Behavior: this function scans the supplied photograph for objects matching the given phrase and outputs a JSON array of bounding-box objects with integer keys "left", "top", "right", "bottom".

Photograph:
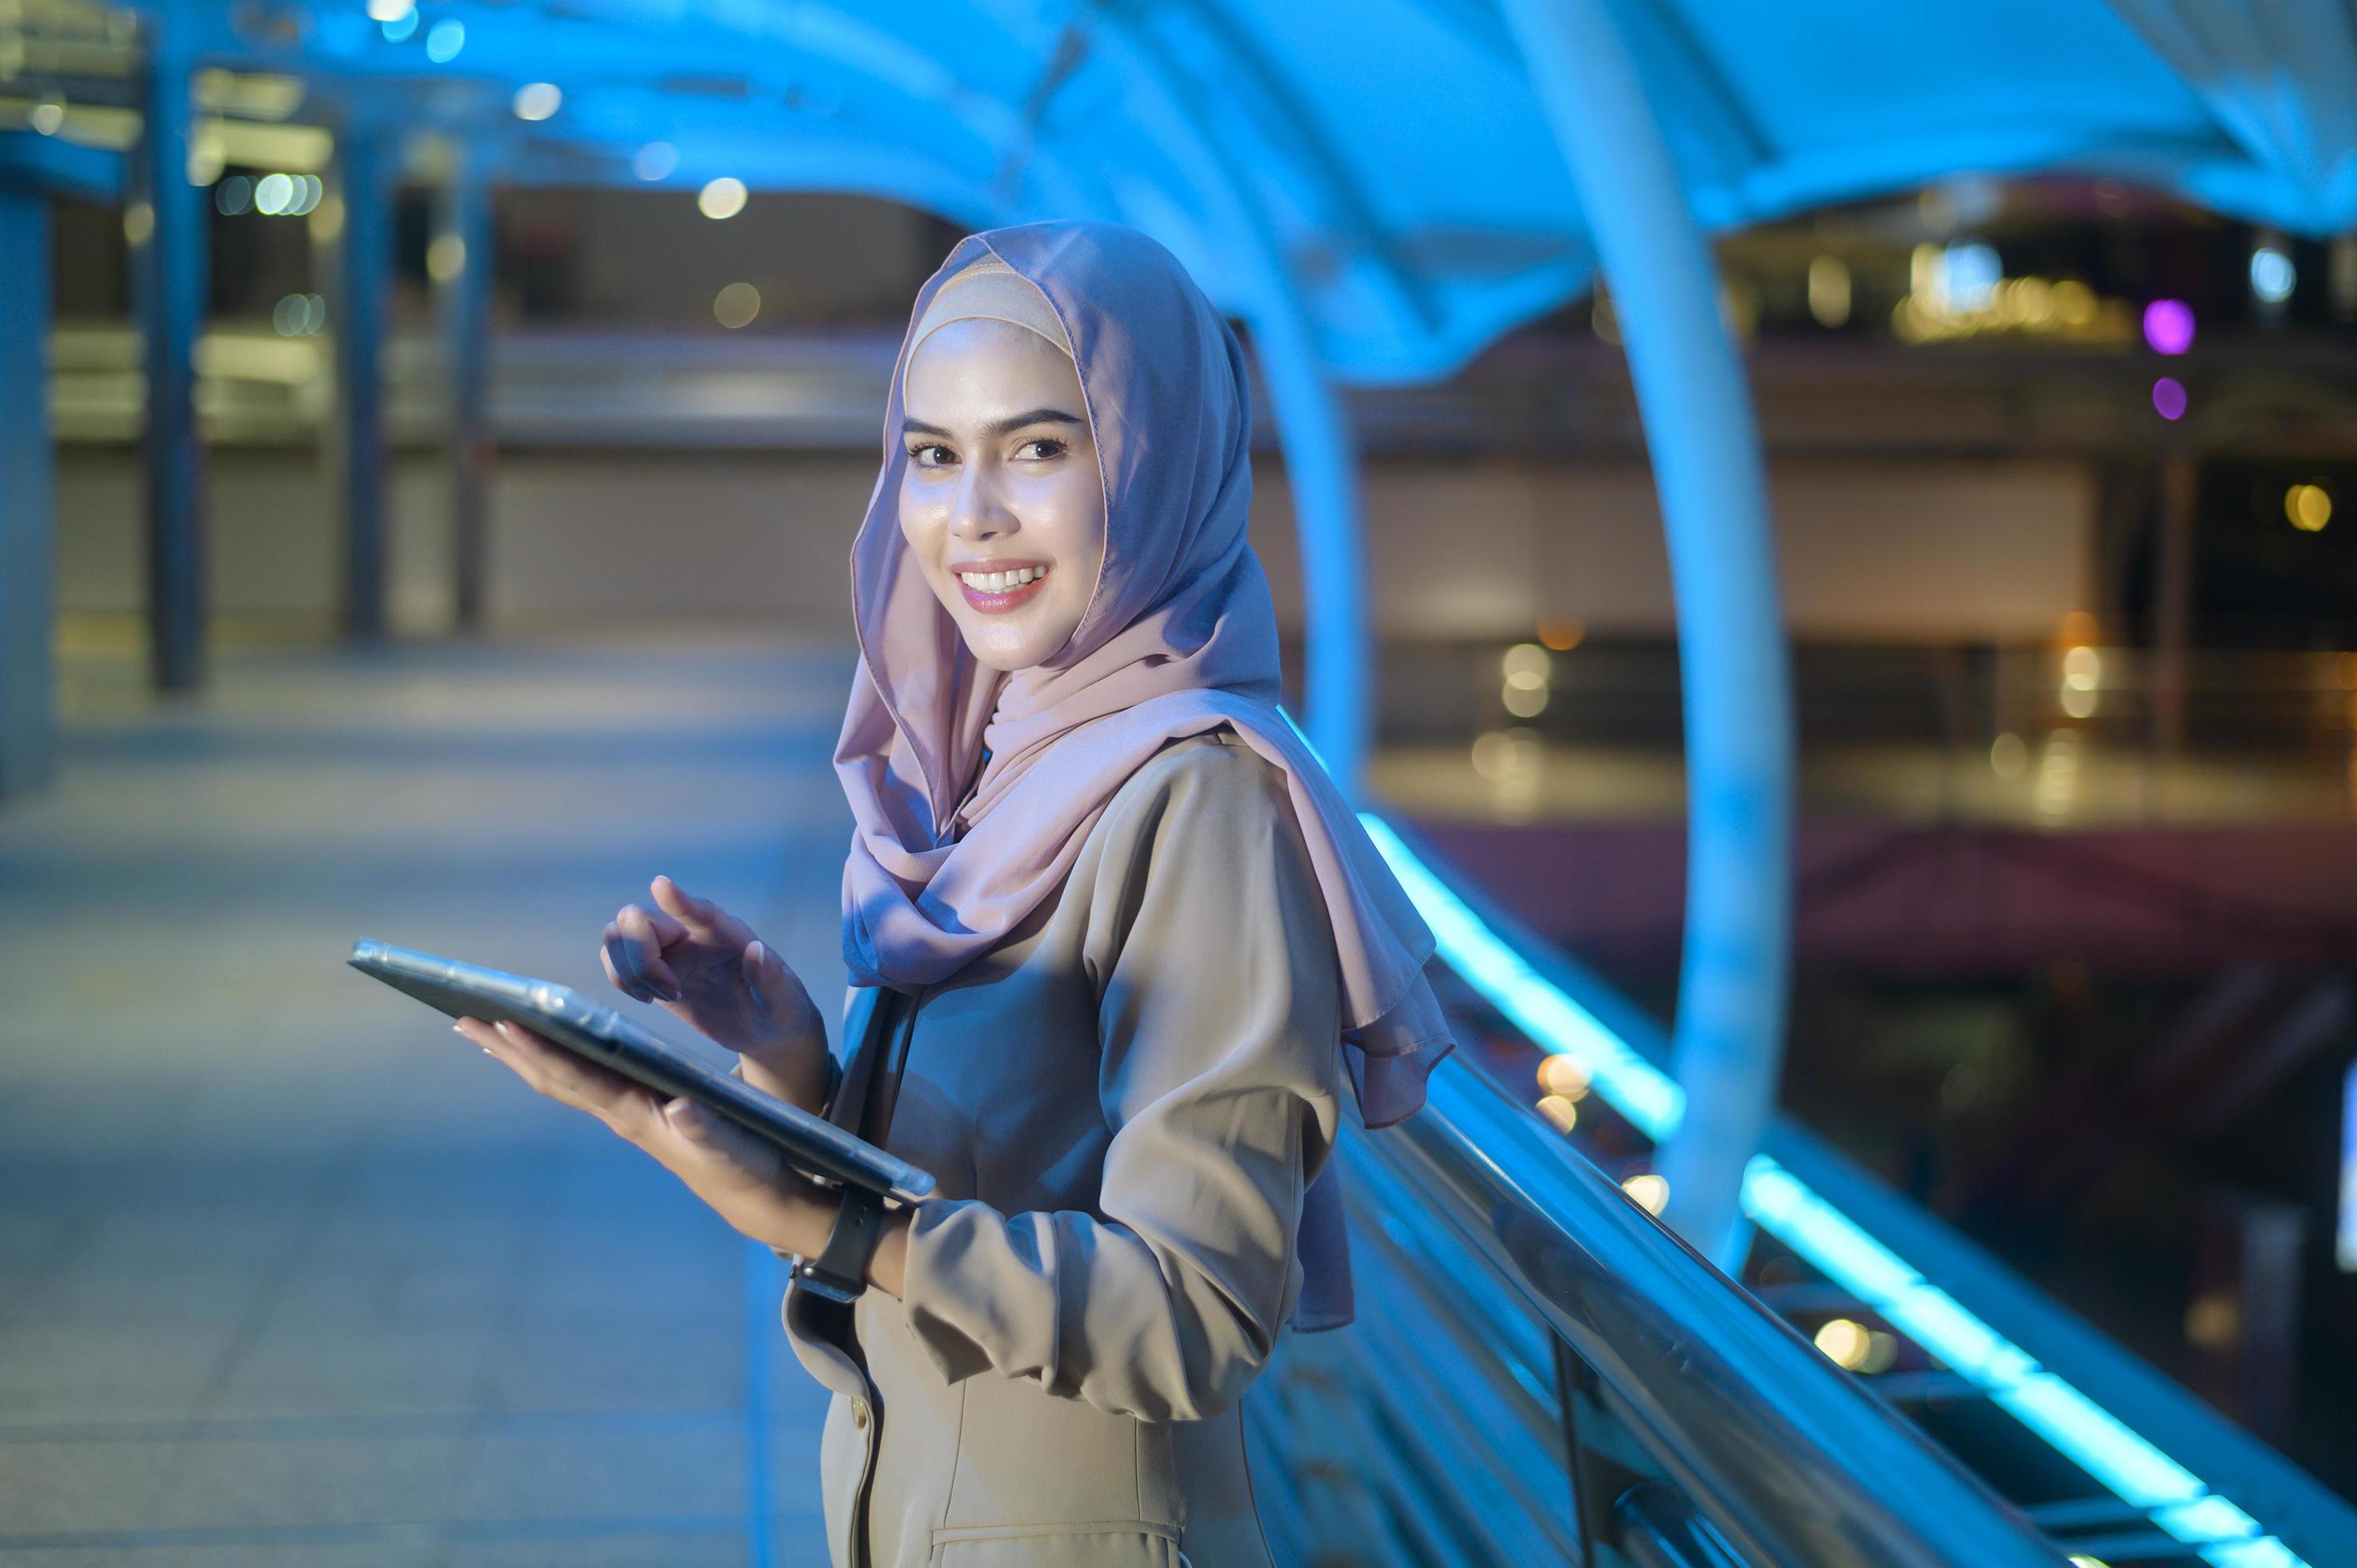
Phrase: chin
[
  {"left": 965, "top": 637, "right": 1056, "bottom": 674},
  {"left": 939, "top": 592, "right": 1082, "bottom": 674},
  {"left": 958, "top": 616, "right": 1074, "bottom": 672}
]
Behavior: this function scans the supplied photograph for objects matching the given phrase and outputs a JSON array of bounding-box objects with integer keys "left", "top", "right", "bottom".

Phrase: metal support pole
[
  {"left": 0, "top": 186, "right": 57, "bottom": 798},
  {"left": 434, "top": 146, "right": 494, "bottom": 631},
  {"left": 1256, "top": 310, "right": 1370, "bottom": 797},
  {"left": 318, "top": 123, "right": 394, "bottom": 640},
  {"left": 131, "top": 24, "right": 207, "bottom": 691},
  {"left": 1499, "top": 0, "right": 1795, "bottom": 1269}
]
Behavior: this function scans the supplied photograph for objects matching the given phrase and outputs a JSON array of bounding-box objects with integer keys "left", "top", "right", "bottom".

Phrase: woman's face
[{"left": 898, "top": 318, "right": 1105, "bottom": 673}]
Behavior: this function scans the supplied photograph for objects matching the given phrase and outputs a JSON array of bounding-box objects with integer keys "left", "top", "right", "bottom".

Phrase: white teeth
[{"left": 959, "top": 566, "right": 1042, "bottom": 591}]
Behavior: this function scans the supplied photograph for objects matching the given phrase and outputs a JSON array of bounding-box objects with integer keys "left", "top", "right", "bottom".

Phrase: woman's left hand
[{"left": 458, "top": 1015, "right": 837, "bottom": 1257}]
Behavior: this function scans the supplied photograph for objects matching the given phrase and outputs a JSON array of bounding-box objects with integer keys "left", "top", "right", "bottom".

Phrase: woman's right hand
[{"left": 601, "top": 876, "right": 832, "bottom": 1114}]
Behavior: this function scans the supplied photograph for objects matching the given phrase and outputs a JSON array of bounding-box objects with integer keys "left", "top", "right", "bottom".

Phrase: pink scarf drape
[{"left": 834, "top": 221, "right": 1453, "bottom": 1327}]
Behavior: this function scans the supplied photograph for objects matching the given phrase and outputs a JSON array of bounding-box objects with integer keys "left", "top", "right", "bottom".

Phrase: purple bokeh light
[
  {"left": 2152, "top": 376, "right": 2188, "bottom": 420},
  {"left": 2143, "top": 298, "right": 2195, "bottom": 355}
]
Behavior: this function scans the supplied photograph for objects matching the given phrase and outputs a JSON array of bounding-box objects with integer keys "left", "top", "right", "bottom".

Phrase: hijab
[{"left": 835, "top": 220, "right": 1454, "bottom": 1328}]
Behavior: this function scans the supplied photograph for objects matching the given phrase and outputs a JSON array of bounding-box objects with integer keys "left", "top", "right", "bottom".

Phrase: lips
[{"left": 955, "top": 563, "right": 1049, "bottom": 614}]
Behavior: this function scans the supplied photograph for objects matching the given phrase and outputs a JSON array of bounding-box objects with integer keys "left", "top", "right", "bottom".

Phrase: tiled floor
[{"left": 1, "top": 636, "right": 862, "bottom": 1566}]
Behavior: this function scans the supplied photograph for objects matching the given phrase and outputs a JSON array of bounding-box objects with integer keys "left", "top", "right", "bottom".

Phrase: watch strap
[{"left": 791, "top": 1184, "right": 886, "bottom": 1304}]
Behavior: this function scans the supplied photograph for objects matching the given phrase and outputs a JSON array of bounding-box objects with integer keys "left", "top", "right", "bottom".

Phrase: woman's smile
[{"left": 952, "top": 558, "right": 1052, "bottom": 612}]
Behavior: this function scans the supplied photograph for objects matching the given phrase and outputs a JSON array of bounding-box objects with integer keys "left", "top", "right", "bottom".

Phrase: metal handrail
[{"left": 1375, "top": 1055, "right": 2063, "bottom": 1568}]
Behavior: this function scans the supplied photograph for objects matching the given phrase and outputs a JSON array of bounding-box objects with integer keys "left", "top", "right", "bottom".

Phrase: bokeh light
[
  {"left": 713, "top": 282, "right": 762, "bottom": 329},
  {"left": 2151, "top": 376, "right": 2187, "bottom": 421},
  {"left": 424, "top": 18, "right": 465, "bottom": 62},
  {"left": 2251, "top": 246, "right": 2296, "bottom": 305},
  {"left": 426, "top": 234, "right": 466, "bottom": 284},
  {"left": 698, "top": 177, "right": 748, "bottom": 220},
  {"left": 1807, "top": 254, "right": 1852, "bottom": 327},
  {"left": 1535, "top": 1094, "right": 1579, "bottom": 1133},
  {"left": 2287, "top": 483, "right": 2333, "bottom": 533},
  {"left": 1815, "top": 1318, "right": 1872, "bottom": 1369},
  {"left": 2142, "top": 298, "right": 2194, "bottom": 355},
  {"left": 1622, "top": 1174, "right": 1669, "bottom": 1214},
  {"left": 1501, "top": 643, "right": 1551, "bottom": 690},
  {"left": 270, "top": 294, "right": 324, "bottom": 337},
  {"left": 633, "top": 142, "right": 678, "bottom": 182},
  {"left": 1536, "top": 1054, "right": 1591, "bottom": 1102},
  {"left": 512, "top": 83, "right": 562, "bottom": 122}
]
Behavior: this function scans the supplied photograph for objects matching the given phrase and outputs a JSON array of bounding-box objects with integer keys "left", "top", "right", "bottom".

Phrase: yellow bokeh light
[
  {"left": 1622, "top": 1174, "right": 1669, "bottom": 1214},
  {"left": 1536, "top": 1054, "right": 1591, "bottom": 1101},
  {"left": 1815, "top": 1318, "right": 1872, "bottom": 1370},
  {"left": 1502, "top": 682, "right": 1548, "bottom": 719},
  {"left": 1535, "top": 1094, "right": 1579, "bottom": 1134},
  {"left": 2184, "top": 1292, "right": 2240, "bottom": 1350},
  {"left": 713, "top": 282, "right": 762, "bottom": 330},
  {"left": 1807, "top": 254, "right": 1852, "bottom": 327},
  {"left": 426, "top": 234, "right": 465, "bottom": 283},
  {"left": 698, "top": 177, "right": 748, "bottom": 220},
  {"left": 1537, "top": 618, "right": 1584, "bottom": 652},
  {"left": 2287, "top": 483, "right": 2333, "bottom": 533},
  {"left": 1501, "top": 643, "right": 1551, "bottom": 684},
  {"left": 2062, "top": 645, "right": 2101, "bottom": 690}
]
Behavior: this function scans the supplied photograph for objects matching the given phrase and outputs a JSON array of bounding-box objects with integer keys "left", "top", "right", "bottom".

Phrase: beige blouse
[{"left": 783, "top": 728, "right": 1345, "bottom": 1566}]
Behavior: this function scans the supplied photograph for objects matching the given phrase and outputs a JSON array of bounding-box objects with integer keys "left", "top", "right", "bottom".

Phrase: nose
[{"left": 947, "top": 462, "right": 1014, "bottom": 542}]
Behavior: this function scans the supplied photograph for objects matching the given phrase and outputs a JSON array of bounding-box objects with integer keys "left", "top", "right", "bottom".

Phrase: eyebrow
[{"left": 902, "top": 408, "right": 1085, "bottom": 441}]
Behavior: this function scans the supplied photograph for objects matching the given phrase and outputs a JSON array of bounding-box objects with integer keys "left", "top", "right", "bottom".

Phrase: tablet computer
[{"left": 349, "top": 939, "right": 933, "bottom": 1205}]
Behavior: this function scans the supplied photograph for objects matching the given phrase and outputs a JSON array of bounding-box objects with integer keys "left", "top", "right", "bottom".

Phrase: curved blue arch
[{"left": 1499, "top": 0, "right": 1794, "bottom": 1270}]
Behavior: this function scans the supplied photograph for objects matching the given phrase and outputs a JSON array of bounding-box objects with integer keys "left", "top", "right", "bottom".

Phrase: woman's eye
[
  {"left": 907, "top": 443, "right": 956, "bottom": 468},
  {"left": 1015, "top": 438, "right": 1067, "bottom": 462}
]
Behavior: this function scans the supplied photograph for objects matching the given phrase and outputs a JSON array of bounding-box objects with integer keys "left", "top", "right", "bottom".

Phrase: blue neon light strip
[
  {"left": 2339, "top": 1061, "right": 2356, "bottom": 1274},
  {"left": 1359, "top": 812, "right": 2311, "bottom": 1568}
]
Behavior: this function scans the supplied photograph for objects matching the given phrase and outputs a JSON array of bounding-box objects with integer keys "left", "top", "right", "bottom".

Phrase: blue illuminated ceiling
[{"left": 83, "top": 0, "right": 2357, "bottom": 382}]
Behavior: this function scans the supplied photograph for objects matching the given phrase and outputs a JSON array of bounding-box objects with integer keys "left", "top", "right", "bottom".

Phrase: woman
[{"left": 458, "top": 220, "right": 1454, "bottom": 1566}]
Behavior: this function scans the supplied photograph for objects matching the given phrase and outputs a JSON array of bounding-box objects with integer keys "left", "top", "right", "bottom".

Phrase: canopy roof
[{"left": 42, "top": 0, "right": 2357, "bottom": 379}]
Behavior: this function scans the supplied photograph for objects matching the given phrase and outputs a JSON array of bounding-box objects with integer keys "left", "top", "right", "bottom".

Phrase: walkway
[{"left": 0, "top": 637, "right": 857, "bottom": 1566}]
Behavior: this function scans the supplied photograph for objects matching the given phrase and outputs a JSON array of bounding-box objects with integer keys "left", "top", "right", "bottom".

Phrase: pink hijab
[{"left": 835, "top": 220, "right": 1453, "bottom": 1327}]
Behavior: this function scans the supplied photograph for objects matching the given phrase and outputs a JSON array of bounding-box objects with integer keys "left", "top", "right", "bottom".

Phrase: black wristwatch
[
  {"left": 739, "top": 1054, "right": 880, "bottom": 1300},
  {"left": 791, "top": 1185, "right": 887, "bottom": 1303}
]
